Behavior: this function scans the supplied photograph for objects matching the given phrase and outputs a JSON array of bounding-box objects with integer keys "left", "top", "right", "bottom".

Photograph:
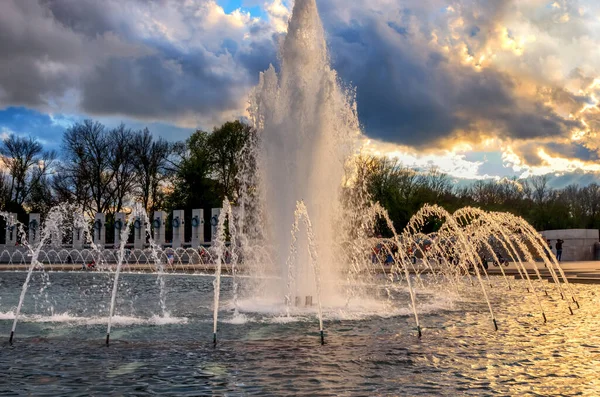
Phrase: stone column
[
  {"left": 93, "top": 213, "right": 106, "bottom": 248},
  {"left": 211, "top": 208, "right": 221, "bottom": 242},
  {"left": 191, "top": 209, "right": 204, "bottom": 247},
  {"left": 72, "top": 214, "right": 85, "bottom": 249},
  {"left": 172, "top": 210, "right": 185, "bottom": 248},
  {"left": 152, "top": 211, "right": 166, "bottom": 247},
  {"left": 28, "top": 213, "right": 40, "bottom": 246},
  {"left": 133, "top": 215, "right": 146, "bottom": 249},
  {"left": 114, "top": 212, "right": 126, "bottom": 248},
  {"left": 6, "top": 213, "right": 17, "bottom": 246}
]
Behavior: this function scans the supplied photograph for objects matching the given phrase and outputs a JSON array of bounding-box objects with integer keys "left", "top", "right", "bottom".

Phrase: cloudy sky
[{"left": 1, "top": 0, "right": 600, "bottom": 186}]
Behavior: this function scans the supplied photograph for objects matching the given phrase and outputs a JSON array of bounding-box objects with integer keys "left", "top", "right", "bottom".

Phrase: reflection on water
[{"left": 1, "top": 272, "right": 599, "bottom": 396}]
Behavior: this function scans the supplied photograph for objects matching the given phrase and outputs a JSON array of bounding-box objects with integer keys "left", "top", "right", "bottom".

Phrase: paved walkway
[{"left": 488, "top": 261, "right": 600, "bottom": 284}]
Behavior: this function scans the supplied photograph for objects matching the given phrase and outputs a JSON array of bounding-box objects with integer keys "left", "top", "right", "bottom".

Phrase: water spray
[{"left": 106, "top": 208, "right": 136, "bottom": 347}]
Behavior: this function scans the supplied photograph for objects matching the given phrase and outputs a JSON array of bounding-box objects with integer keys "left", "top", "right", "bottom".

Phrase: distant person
[
  {"left": 555, "top": 239, "right": 564, "bottom": 262},
  {"left": 372, "top": 235, "right": 383, "bottom": 264}
]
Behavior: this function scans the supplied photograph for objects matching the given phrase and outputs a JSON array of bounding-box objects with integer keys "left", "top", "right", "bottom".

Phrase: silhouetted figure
[{"left": 555, "top": 239, "right": 564, "bottom": 262}]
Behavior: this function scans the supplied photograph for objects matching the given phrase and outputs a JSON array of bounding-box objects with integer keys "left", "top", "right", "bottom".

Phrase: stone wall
[{"left": 541, "top": 229, "right": 599, "bottom": 261}]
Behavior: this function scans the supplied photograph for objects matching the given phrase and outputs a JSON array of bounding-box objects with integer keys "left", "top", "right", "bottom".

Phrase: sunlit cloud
[{"left": 1, "top": 0, "right": 600, "bottom": 183}]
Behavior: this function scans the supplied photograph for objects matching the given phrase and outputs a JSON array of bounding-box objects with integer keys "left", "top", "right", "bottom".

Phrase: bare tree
[
  {"left": 130, "top": 128, "right": 172, "bottom": 213},
  {"left": 0, "top": 134, "right": 56, "bottom": 207},
  {"left": 108, "top": 124, "right": 136, "bottom": 213},
  {"left": 526, "top": 175, "right": 551, "bottom": 205},
  {"left": 57, "top": 120, "right": 134, "bottom": 217},
  {"left": 420, "top": 166, "right": 452, "bottom": 199}
]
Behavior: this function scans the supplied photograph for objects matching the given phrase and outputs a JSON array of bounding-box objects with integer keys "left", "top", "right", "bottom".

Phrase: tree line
[
  {"left": 348, "top": 156, "right": 600, "bottom": 234},
  {"left": 0, "top": 122, "right": 597, "bottom": 235},
  {"left": 0, "top": 120, "right": 254, "bottom": 240}
]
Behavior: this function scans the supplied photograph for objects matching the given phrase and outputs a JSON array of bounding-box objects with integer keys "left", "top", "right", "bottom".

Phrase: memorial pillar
[
  {"left": 6, "top": 213, "right": 17, "bottom": 246},
  {"left": 114, "top": 212, "right": 126, "bottom": 248},
  {"left": 172, "top": 210, "right": 185, "bottom": 248},
  {"left": 72, "top": 214, "right": 85, "bottom": 249},
  {"left": 93, "top": 213, "right": 105, "bottom": 248},
  {"left": 152, "top": 211, "right": 166, "bottom": 247},
  {"left": 133, "top": 215, "right": 146, "bottom": 249},
  {"left": 191, "top": 209, "right": 204, "bottom": 247},
  {"left": 211, "top": 208, "right": 221, "bottom": 242},
  {"left": 28, "top": 213, "right": 40, "bottom": 246}
]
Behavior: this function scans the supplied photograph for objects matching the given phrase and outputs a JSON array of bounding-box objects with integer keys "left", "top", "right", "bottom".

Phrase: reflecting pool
[{"left": 1, "top": 272, "right": 599, "bottom": 396}]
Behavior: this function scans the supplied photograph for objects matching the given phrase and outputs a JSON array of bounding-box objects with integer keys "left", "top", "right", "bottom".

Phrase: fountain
[
  {"left": 1, "top": 0, "right": 581, "bottom": 349},
  {"left": 222, "top": 0, "right": 581, "bottom": 343},
  {"left": 1, "top": 1, "right": 597, "bottom": 393},
  {"left": 245, "top": 0, "right": 359, "bottom": 311}
]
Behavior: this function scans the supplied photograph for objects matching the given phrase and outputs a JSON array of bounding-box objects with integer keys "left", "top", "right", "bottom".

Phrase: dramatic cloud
[
  {"left": 0, "top": 0, "right": 281, "bottom": 126},
  {"left": 2, "top": 0, "right": 600, "bottom": 177},
  {"left": 318, "top": 0, "right": 600, "bottom": 151}
]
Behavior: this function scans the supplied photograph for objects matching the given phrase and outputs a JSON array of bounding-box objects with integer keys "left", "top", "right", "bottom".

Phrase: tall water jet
[
  {"left": 212, "top": 198, "right": 234, "bottom": 346},
  {"left": 9, "top": 206, "right": 68, "bottom": 344},
  {"left": 248, "top": 0, "right": 359, "bottom": 302},
  {"left": 106, "top": 207, "right": 138, "bottom": 346}
]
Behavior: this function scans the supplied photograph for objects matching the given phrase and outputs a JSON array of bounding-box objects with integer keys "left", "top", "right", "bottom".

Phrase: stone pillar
[
  {"left": 93, "top": 213, "right": 106, "bottom": 248},
  {"left": 191, "top": 209, "right": 204, "bottom": 247},
  {"left": 28, "top": 213, "right": 40, "bottom": 246},
  {"left": 172, "top": 210, "right": 185, "bottom": 248},
  {"left": 133, "top": 215, "right": 146, "bottom": 249},
  {"left": 72, "top": 215, "right": 85, "bottom": 249},
  {"left": 114, "top": 212, "right": 126, "bottom": 248},
  {"left": 211, "top": 208, "right": 221, "bottom": 242},
  {"left": 6, "top": 213, "right": 17, "bottom": 246},
  {"left": 152, "top": 211, "right": 166, "bottom": 247}
]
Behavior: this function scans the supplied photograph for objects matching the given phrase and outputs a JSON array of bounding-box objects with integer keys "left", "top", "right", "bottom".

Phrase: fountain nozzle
[
  {"left": 320, "top": 330, "right": 324, "bottom": 345},
  {"left": 542, "top": 312, "right": 547, "bottom": 323},
  {"left": 106, "top": 334, "right": 110, "bottom": 347},
  {"left": 493, "top": 319, "right": 498, "bottom": 331},
  {"left": 417, "top": 325, "right": 422, "bottom": 339},
  {"left": 213, "top": 333, "right": 217, "bottom": 347},
  {"left": 9, "top": 331, "right": 14, "bottom": 345}
]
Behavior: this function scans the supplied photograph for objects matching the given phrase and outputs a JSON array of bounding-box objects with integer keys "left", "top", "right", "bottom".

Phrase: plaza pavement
[{"left": 487, "top": 261, "right": 600, "bottom": 284}]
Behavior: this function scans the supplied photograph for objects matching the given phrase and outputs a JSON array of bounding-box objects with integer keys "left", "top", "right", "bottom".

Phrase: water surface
[{"left": 1, "top": 272, "right": 599, "bottom": 396}]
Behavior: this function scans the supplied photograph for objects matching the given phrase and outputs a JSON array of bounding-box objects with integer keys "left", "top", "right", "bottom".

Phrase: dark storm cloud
[
  {"left": 0, "top": 0, "right": 594, "bottom": 154},
  {"left": 81, "top": 52, "right": 245, "bottom": 118},
  {"left": 0, "top": 0, "right": 81, "bottom": 107},
  {"left": 321, "top": 6, "right": 582, "bottom": 148},
  {"left": 0, "top": 0, "right": 278, "bottom": 122}
]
